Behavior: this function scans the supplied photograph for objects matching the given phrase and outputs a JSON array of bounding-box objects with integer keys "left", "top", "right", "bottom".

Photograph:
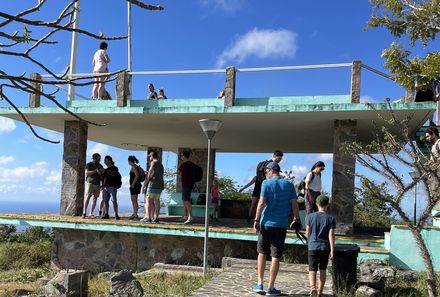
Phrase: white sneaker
[
  {"left": 140, "top": 217, "right": 151, "bottom": 223},
  {"left": 183, "top": 217, "right": 193, "bottom": 225}
]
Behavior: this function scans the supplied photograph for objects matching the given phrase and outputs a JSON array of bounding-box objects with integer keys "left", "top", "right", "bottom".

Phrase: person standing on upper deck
[
  {"left": 158, "top": 88, "right": 167, "bottom": 99},
  {"left": 92, "top": 42, "right": 110, "bottom": 99},
  {"left": 147, "top": 83, "right": 158, "bottom": 99}
]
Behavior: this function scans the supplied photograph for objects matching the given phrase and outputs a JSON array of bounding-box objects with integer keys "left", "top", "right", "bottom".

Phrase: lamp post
[
  {"left": 198, "top": 119, "right": 222, "bottom": 276},
  {"left": 409, "top": 171, "right": 419, "bottom": 225}
]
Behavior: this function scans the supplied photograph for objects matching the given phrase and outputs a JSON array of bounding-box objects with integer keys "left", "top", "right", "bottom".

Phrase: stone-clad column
[
  {"left": 60, "top": 121, "right": 88, "bottom": 216},
  {"left": 176, "top": 148, "right": 215, "bottom": 193},
  {"left": 329, "top": 120, "right": 357, "bottom": 234},
  {"left": 224, "top": 66, "right": 236, "bottom": 107},
  {"left": 350, "top": 60, "right": 361, "bottom": 103},
  {"left": 29, "top": 73, "right": 42, "bottom": 107},
  {"left": 116, "top": 71, "right": 131, "bottom": 107}
]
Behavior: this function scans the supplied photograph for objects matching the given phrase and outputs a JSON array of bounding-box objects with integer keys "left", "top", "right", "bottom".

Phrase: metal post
[
  {"left": 127, "top": 1, "right": 132, "bottom": 72},
  {"left": 414, "top": 183, "right": 417, "bottom": 225},
  {"left": 68, "top": 0, "right": 80, "bottom": 101},
  {"left": 203, "top": 139, "right": 211, "bottom": 276}
]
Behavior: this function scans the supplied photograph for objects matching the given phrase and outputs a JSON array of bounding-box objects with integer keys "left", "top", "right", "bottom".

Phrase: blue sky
[{"left": 0, "top": 1, "right": 433, "bottom": 213}]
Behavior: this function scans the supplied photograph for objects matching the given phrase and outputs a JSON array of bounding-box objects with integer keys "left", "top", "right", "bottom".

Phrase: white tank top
[{"left": 93, "top": 49, "right": 108, "bottom": 72}]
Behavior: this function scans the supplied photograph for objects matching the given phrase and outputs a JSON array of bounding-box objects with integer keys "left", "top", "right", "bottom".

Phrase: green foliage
[
  {"left": 354, "top": 178, "right": 398, "bottom": 227},
  {"left": 164, "top": 166, "right": 177, "bottom": 194},
  {"left": 0, "top": 225, "right": 16, "bottom": 242},
  {"left": 10, "top": 227, "right": 52, "bottom": 244},
  {"left": 216, "top": 174, "right": 250, "bottom": 201},
  {"left": 368, "top": 0, "right": 440, "bottom": 89},
  {"left": 0, "top": 267, "right": 48, "bottom": 283},
  {"left": 0, "top": 240, "right": 51, "bottom": 270}
]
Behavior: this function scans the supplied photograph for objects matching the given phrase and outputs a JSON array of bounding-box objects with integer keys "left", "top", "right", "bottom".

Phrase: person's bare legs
[
  {"left": 89, "top": 196, "right": 97, "bottom": 216},
  {"left": 267, "top": 257, "right": 280, "bottom": 289},
  {"left": 309, "top": 271, "right": 317, "bottom": 291},
  {"left": 96, "top": 76, "right": 104, "bottom": 99},
  {"left": 249, "top": 196, "right": 258, "bottom": 218},
  {"left": 184, "top": 201, "right": 192, "bottom": 219},
  {"left": 131, "top": 194, "right": 139, "bottom": 216},
  {"left": 92, "top": 76, "right": 101, "bottom": 98},
  {"left": 317, "top": 270, "right": 326, "bottom": 295},
  {"left": 257, "top": 253, "right": 266, "bottom": 285},
  {"left": 154, "top": 197, "right": 160, "bottom": 219},
  {"left": 83, "top": 193, "right": 92, "bottom": 216},
  {"left": 112, "top": 197, "right": 119, "bottom": 217}
]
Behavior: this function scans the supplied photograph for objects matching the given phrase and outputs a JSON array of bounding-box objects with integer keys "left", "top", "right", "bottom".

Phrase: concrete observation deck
[{"left": 0, "top": 96, "right": 435, "bottom": 153}]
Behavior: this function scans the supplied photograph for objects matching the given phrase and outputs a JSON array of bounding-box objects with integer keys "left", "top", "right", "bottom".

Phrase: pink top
[{"left": 211, "top": 187, "right": 219, "bottom": 200}]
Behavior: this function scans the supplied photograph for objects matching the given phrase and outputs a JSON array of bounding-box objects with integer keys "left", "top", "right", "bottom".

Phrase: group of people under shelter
[{"left": 91, "top": 42, "right": 167, "bottom": 100}]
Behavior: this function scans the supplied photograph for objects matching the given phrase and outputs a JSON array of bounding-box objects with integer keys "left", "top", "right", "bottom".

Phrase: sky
[{"left": 0, "top": 0, "right": 435, "bottom": 214}]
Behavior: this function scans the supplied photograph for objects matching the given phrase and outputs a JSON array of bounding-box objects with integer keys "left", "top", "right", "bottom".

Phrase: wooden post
[
  {"left": 224, "top": 66, "right": 236, "bottom": 107},
  {"left": 29, "top": 73, "right": 42, "bottom": 107},
  {"left": 350, "top": 61, "right": 361, "bottom": 103}
]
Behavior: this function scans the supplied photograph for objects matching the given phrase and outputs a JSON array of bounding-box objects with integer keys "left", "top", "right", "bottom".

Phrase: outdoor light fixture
[{"left": 198, "top": 119, "right": 222, "bottom": 276}]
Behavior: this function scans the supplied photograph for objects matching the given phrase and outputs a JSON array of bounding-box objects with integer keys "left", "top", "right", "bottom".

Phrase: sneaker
[
  {"left": 101, "top": 214, "right": 109, "bottom": 219},
  {"left": 115, "top": 214, "right": 120, "bottom": 220},
  {"left": 140, "top": 217, "right": 151, "bottom": 223},
  {"left": 433, "top": 212, "right": 440, "bottom": 218},
  {"left": 183, "top": 217, "right": 193, "bottom": 225},
  {"left": 266, "top": 287, "right": 281, "bottom": 296},
  {"left": 179, "top": 216, "right": 188, "bottom": 222},
  {"left": 153, "top": 218, "right": 160, "bottom": 223},
  {"left": 252, "top": 284, "right": 264, "bottom": 293},
  {"left": 310, "top": 288, "right": 318, "bottom": 297}
]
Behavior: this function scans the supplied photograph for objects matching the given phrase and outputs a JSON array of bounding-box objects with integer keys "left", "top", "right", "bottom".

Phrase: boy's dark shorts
[
  {"left": 308, "top": 250, "right": 330, "bottom": 271},
  {"left": 252, "top": 180, "right": 262, "bottom": 198},
  {"left": 181, "top": 187, "right": 193, "bottom": 202},
  {"left": 257, "top": 226, "right": 287, "bottom": 258}
]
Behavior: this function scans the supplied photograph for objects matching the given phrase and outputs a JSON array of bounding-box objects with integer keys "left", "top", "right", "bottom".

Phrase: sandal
[
  {"left": 81, "top": 213, "right": 86, "bottom": 219},
  {"left": 129, "top": 214, "right": 136, "bottom": 220},
  {"left": 89, "top": 214, "right": 95, "bottom": 219}
]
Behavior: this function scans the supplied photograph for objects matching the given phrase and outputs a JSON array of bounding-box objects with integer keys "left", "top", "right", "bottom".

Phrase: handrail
[{"left": 361, "top": 63, "right": 394, "bottom": 81}]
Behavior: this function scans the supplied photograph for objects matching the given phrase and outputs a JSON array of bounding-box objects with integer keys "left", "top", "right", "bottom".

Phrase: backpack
[
  {"left": 115, "top": 171, "right": 122, "bottom": 189},
  {"left": 137, "top": 165, "right": 146, "bottom": 183},
  {"left": 256, "top": 160, "right": 271, "bottom": 182},
  {"left": 192, "top": 164, "right": 203, "bottom": 183},
  {"left": 297, "top": 172, "right": 315, "bottom": 192}
]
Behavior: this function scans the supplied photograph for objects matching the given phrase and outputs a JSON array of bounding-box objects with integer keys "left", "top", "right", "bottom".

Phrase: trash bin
[{"left": 332, "top": 244, "right": 360, "bottom": 291}]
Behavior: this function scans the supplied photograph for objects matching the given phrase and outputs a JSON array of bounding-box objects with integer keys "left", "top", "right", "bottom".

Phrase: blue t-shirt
[
  {"left": 307, "top": 212, "right": 336, "bottom": 251},
  {"left": 260, "top": 177, "right": 297, "bottom": 228}
]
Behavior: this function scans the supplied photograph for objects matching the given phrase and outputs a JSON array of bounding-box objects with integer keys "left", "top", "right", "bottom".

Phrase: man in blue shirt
[{"left": 252, "top": 162, "right": 300, "bottom": 296}]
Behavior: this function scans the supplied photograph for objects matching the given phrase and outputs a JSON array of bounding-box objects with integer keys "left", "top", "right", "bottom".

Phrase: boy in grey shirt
[{"left": 306, "top": 195, "right": 335, "bottom": 297}]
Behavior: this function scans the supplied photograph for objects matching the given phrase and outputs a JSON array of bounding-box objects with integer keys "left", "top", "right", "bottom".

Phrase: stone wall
[{"left": 51, "top": 229, "right": 307, "bottom": 272}]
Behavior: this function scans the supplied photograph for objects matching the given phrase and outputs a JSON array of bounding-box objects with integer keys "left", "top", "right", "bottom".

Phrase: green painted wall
[{"left": 390, "top": 225, "right": 440, "bottom": 271}]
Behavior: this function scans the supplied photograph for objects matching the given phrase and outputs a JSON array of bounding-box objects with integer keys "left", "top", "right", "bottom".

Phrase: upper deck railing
[{"left": 30, "top": 61, "right": 397, "bottom": 108}]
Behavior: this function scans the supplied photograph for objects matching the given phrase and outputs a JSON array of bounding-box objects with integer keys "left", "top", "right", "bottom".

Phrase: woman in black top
[{"left": 128, "top": 155, "right": 142, "bottom": 220}]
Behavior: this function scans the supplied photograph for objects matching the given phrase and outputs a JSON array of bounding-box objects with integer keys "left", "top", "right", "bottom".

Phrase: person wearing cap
[
  {"left": 306, "top": 194, "right": 336, "bottom": 297},
  {"left": 305, "top": 161, "right": 325, "bottom": 216},
  {"left": 252, "top": 161, "right": 300, "bottom": 296},
  {"left": 239, "top": 150, "right": 284, "bottom": 223},
  {"left": 158, "top": 88, "right": 167, "bottom": 99},
  {"left": 147, "top": 83, "right": 158, "bottom": 100}
]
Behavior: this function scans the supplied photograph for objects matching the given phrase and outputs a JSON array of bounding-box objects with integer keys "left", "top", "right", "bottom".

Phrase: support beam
[
  {"left": 350, "top": 61, "right": 361, "bottom": 103},
  {"left": 60, "top": 121, "right": 88, "bottom": 216},
  {"left": 29, "top": 73, "right": 42, "bottom": 107},
  {"left": 330, "top": 119, "right": 357, "bottom": 234},
  {"left": 176, "top": 148, "right": 215, "bottom": 193},
  {"left": 224, "top": 66, "right": 236, "bottom": 107},
  {"left": 116, "top": 71, "right": 131, "bottom": 107}
]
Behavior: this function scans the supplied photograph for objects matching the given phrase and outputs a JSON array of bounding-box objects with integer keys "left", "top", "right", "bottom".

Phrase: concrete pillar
[
  {"left": 29, "top": 73, "right": 42, "bottom": 107},
  {"left": 60, "top": 121, "right": 88, "bottom": 216},
  {"left": 350, "top": 61, "right": 361, "bottom": 103},
  {"left": 44, "top": 270, "right": 88, "bottom": 297},
  {"left": 329, "top": 120, "right": 357, "bottom": 234},
  {"left": 116, "top": 71, "right": 131, "bottom": 107},
  {"left": 405, "top": 87, "right": 415, "bottom": 103},
  {"left": 224, "top": 66, "right": 236, "bottom": 107},
  {"left": 176, "top": 148, "right": 215, "bottom": 193},
  {"left": 146, "top": 147, "right": 163, "bottom": 170}
]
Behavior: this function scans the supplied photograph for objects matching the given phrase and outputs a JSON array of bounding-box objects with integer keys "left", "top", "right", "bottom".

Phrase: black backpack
[
  {"left": 137, "top": 165, "right": 146, "bottom": 183},
  {"left": 115, "top": 171, "right": 122, "bottom": 189},
  {"left": 297, "top": 172, "right": 315, "bottom": 192},
  {"left": 256, "top": 160, "right": 271, "bottom": 182},
  {"left": 192, "top": 164, "right": 203, "bottom": 183}
]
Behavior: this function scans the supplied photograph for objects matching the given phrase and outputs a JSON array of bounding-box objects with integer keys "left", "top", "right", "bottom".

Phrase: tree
[
  {"left": 354, "top": 178, "right": 398, "bottom": 227},
  {"left": 0, "top": 0, "right": 163, "bottom": 143},
  {"left": 343, "top": 102, "right": 440, "bottom": 297},
  {"left": 216, "top": 174, "right": 250, "bottom": 200},
  {"left": 369, "top": 0, "right": 440, "bottom": 90}
]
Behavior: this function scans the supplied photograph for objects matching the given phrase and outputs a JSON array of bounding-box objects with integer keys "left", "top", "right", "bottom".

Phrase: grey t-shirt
[
  {"left": 307, "top": 212, "right": 336, "bottom": 251},
  {"left": 86, "top": 161, "right": 103, "bottom": 185},
  {"left": 149, "top": 160, "right": 164, "bottom": 190}
]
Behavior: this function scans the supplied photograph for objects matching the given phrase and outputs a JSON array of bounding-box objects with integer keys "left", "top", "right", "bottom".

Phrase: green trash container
[{"left": 332, "top": 244, "right": 360, "bottom": 291}]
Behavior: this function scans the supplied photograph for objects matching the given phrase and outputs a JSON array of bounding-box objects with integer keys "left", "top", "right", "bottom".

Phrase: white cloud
[
  {"left": 306, "top": 154, "right": 333, "bottom": 163},
  {"left": 289, "top": 165, "right": 308, "bottom": 178},
  {"left": 87, "top": 142, "right": 110, "bottom": 158},
  {"left": 45, "top": 170, "right": 61, "bottom": 185},
  {"left": 216, "top": 28, "right": 298, "bottom": 67},
  {"left": 200, "top": 0, "right": 245, "bottom": 13},
  {"left": 0, "top": 117, "right": 16, "bottom": 134},
  {"left": 0, "top": 161, "right": 48, "bottom": 183},
  {"left": 0, "top": 156, "right": 14, "bottom": 165}
]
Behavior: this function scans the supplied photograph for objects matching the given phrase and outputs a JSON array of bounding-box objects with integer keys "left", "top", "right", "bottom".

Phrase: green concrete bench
[{"left": 166, "top": 192, "right": 220, "bottom": 218}]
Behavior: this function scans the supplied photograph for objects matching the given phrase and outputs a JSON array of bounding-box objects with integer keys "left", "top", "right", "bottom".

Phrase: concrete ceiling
[{"left": 1, "top": 107, "right": 434, "bottom": 153}]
